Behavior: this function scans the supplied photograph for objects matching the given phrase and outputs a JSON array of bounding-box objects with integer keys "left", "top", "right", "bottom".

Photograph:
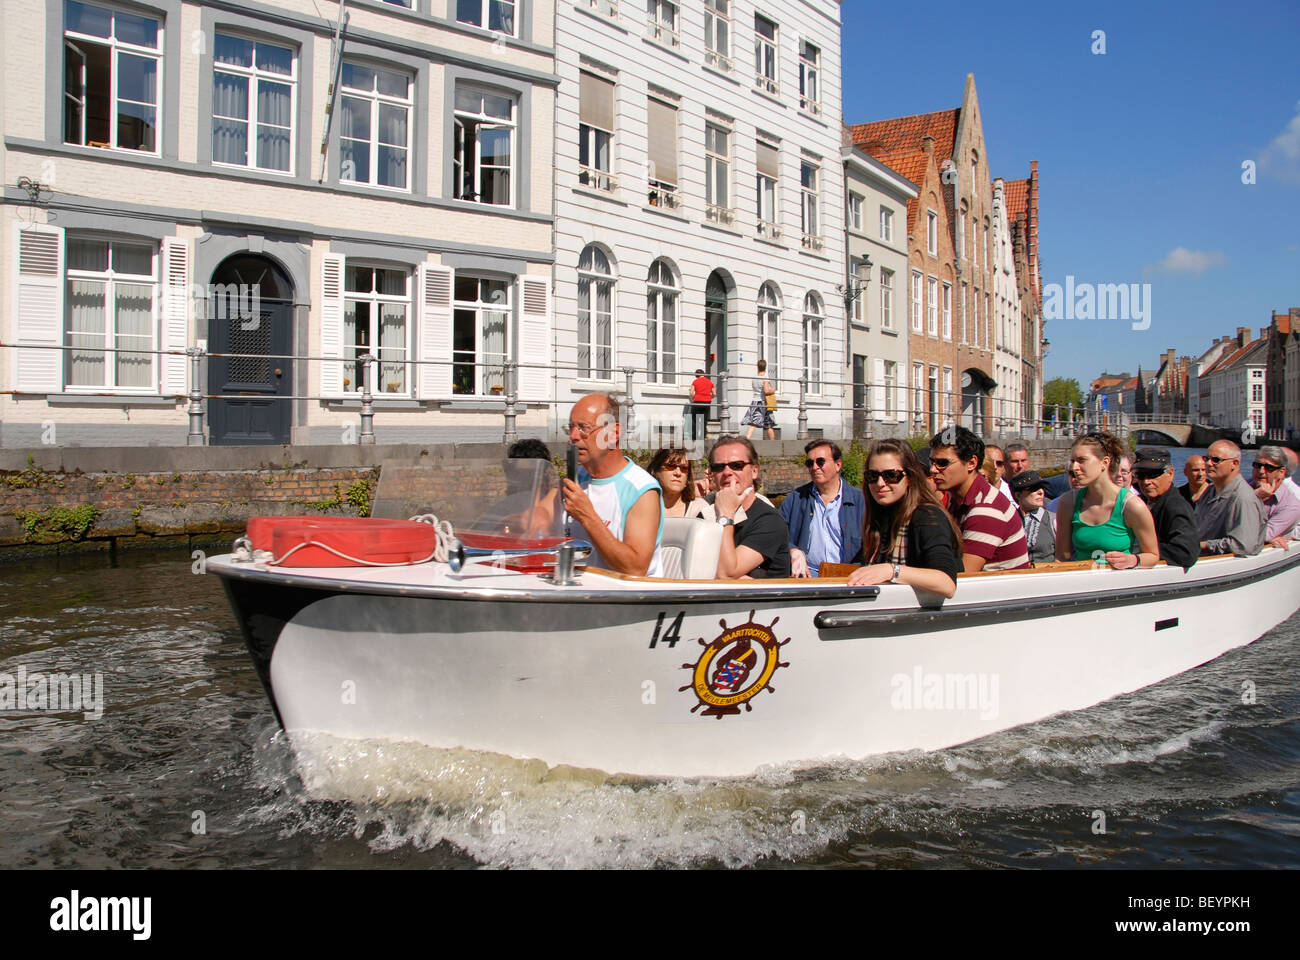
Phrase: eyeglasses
[
  {"left": 929, "top": 456, "right": 956, "bottom": 469},
  {"left": 660, "top": 463, "right": 689, "bottom": 474},
  {"left": 865, "top": 469, "right": 906, "bottom": 484},
  {"left": 565, "top": 421, "right": 598, "bottom": 438},
  {"left": 709, "top": 460, "right": 752, "bottom": 473},
  {"left": 1253, "top": 461, "right": 1283, "bottom": 471},
  {"left": 994, "top": 460, "right": 1004, "bottom": 467},
  {"left": 1206, "top": 456, "right": 1239, "bottom": 464},
  {"left": 804, "top": 456, "right": 832, "bottom": 468}
]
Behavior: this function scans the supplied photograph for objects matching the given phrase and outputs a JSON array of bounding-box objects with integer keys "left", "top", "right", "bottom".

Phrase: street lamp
[{"left": 838, "top": 254, "right": 873, "bottom": 311}]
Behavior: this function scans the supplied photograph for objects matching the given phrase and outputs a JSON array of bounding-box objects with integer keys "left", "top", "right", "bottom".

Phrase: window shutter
[
  {"left": 517, "top": 274, "right": 552, "bottom": 401},
  {"left": 159, "top": 236, "right": 190, "bottom": 396},
  {"left": 418, "top": 264, "right": 454, "bottom": 399},
  {"left": 12, "top": 223, "right": 65, "bottom": 394},
  {"left": 319, "top": 253, "right": 345, "bottom": 396},
  {"left": 756, "top": 140, "right": 779, "bottom": 179},
  {"left": 579, "top": 71, "right": 615, "bottom": 131},
  {"left": 647, "top": 98, "right": 677, "bottom": 185},
  {"left": 872, "top": 358, "right": 884, "bottom": 416}
]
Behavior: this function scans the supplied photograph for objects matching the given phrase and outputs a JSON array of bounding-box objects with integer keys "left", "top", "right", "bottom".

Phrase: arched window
[
  {"left": 757, "top": 282, "right": 781, "bottom": 389},
  {"left": 802, "top": 292, "right": 823, "bottom": 393},
  {"left": 646, "top": 259, "right": 677, "bottom": 383},
  {"left": 577, "top": 245, "right": 613, "bottom": 379}
]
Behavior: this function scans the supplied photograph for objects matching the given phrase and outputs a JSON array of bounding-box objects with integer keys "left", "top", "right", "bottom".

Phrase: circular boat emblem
[{"left": 679, "top": 611, "right": 789, "bottom": 718}]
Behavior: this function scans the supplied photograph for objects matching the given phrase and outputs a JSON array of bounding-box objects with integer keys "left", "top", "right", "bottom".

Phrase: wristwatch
[
  {"left": 890, "top": 561, "right": 901, "bottom": 583},
  {"left": 717, "top": 516, "right": 735, "bottom": 527}
]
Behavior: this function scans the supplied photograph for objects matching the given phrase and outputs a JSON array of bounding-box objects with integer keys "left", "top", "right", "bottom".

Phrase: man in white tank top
[{"left": 561, "top": 393, "right": 665, "bottom": 576}]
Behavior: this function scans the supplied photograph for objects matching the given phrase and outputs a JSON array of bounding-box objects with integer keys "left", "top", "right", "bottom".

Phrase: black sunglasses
[
  {"left": 805, "top": 456, "right": 832, "bottom": 468},
  {"left": 929, "top": 456, "right": 956, "bottom": 469},
  {"left": 1134, "top": 469, "right": 1165, "bottom": 481},
  {"left": 1254, "top": 461, "right": 1283, "bottom": 471},
  {"left": 1206, "top": 456, "right": 1238, "bottom": 464},
  {"left": 865, "top": 469, "right": 906, "bottom": 484},
  {"left": 709, "top": 460, "right": 752, "bottom": 473}
]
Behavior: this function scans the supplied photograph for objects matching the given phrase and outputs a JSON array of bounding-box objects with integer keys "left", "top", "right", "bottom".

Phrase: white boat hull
[{"left": 211, "top": 546, "right": 1300, "bottom": 779}]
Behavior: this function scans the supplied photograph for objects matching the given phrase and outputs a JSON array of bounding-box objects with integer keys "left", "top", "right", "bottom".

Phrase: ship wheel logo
[{"left": 680, "top": 611, "right": 790, "bottom": 718}]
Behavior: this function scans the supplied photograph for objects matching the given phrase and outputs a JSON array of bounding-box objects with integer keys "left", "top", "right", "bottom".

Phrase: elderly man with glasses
[
  {"left": 708, "top": 435, "right": 791, "bottom": 579},
  {"left": 561, "top": 393, "right": 665, "bottom": 576},
  {"left": 1195, "top": 440, "right": 1266, "bottom": 556},
  {"left": 1247, "top": 444, "right": 1300, "bottom": 550},
  {"left": 780, "top": 440, "right": 865, "bottom": 578}
]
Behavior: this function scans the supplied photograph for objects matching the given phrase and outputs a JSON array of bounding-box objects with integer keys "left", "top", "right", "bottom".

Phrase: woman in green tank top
[{"left": 1053, "top": 432, "right": 1159, "bottom": 569}]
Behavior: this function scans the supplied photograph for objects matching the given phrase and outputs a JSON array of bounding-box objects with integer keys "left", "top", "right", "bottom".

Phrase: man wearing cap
[
  {"left": 1196, "top": 440, "right": 1266, "bottom": 556},
  {"left": 1133, "top": 447, "right": 1199, "bottom": 570},
  {"left": 1247, "top": 444, "right": 1300, "bottom": 550},
  {"left": 1009, "top": 470, "right": 1056, "bottom": 564}
]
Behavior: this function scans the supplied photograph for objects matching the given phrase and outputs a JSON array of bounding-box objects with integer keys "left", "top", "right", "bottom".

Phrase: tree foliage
[{"left": 1042, "top": 377, "right": 1084, "bottom": 419}]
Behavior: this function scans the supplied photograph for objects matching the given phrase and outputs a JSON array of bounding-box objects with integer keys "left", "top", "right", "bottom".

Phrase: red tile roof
[
  {"left": 1003, "top": 178, "right": 1030, "bottom": 226},
  {"left": 1273, "top": 311, "right": 1292, "bottom": 335},
  {"left": 849, "top": 109, "right": 961, "bottom": 166}
]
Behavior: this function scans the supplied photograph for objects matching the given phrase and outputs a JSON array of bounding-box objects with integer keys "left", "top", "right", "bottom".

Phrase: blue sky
[{"left": 842, "top": 0, "right": 1300, "bottom": 390}]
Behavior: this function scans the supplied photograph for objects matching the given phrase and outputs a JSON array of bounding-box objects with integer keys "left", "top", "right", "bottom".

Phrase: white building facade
[
  {"left": 552, "top": 0, "right": 845, "bottom": 443},
  {"left": 3, "top": 0, "right": 557, "bottom": 446},
  {"left": 990, "top": 177, "right": 1022, "bottom": 431},
  {"left": 843, "top": 145, "right": 913, "bottom": 438}
]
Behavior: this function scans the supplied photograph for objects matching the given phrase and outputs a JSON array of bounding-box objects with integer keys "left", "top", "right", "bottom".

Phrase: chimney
[
  {"left": 922, "top": 135, "right": 935, "bottom": 155},
  {"left": 1237, "top": 326, "right": 1250, "bottom": 346}
]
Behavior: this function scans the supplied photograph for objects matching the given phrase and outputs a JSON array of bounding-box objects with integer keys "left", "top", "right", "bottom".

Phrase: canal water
[{"left": 3, "top": 536, "right": 1298, "bottom": 870}]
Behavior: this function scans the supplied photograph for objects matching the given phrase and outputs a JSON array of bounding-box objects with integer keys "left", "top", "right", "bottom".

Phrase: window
[
  {"left": 339, "top": 62, "right": 410, "bottom": 189},
  {"left": 65, "top": 237, "right": 157, "bottom": 389},
  {"left": 879, "top": 268, "right": 893, "bottom": 329},
  {"left": 64, "top": 0, "right": 160, "bottom": 152},
  {"left": 578, "top": 72, "right": 614, "bottom": 192},
  {"left": 927, "top": 276, "right": 938, "bottom": 336},
  {"left": 705, "top": 123, "right": 731, "bottom": 221},
  {"left": 926, "top": 209, "right": 937, "bottom": 255},
  {"left": 800, "top": 161, "right": 820, "bottom": 248},
  {"left": 753, "top": 14, "right": 777, "bottom": 95},
  {"left": 455, "top": 0, "right": 517, "bottom": 34},
  {"left": 344, "top": 265, "right": 410, "bottom": 395},
  {"left": 454, "top": 85, "right": 515, "bottom": 205},
  {"left": 647, "top": 0, "right": 679, "bottom": 46},
  {"left": 985, "top": 293, "right": 990, "bottom": 348},
  {"left": 798, "top": 39, "right": 819, "bottom": 114},
  {"left": 928, "top": 365, "right": 938, "bottom": 430},
  {"left": 957, "top": 210, "right": 965, "bottom": 259},
  {"left": 879, "top": 206, "right": 893, "bottom": 242},
  {"left": 883, "top": 361, "right": 896, "bottom": 417},
  {"left": 848, "top": 193, "right": 863, "bottom": 231},
  {"left": 943, "top": 367, "right": 953, "bottom": 416},
  {"left": 961, "top": 281, "right": 968, "bottom": 342},
  {"left": 758, "top": 283, "right": 780, "bottom": 387},
  {"left": 911, "top": 270, "right": 922, "bottom": 332},
  {"left": 756, "top": 139, "right": 779, "bottom": 236},
  {"left": 577, "top": 245, "right": 613, "bottom": 380},
  {"left": 585, "top": 0, "right": 619, "bottom": 16},
  {"left": 646, "top": 259, "right": 677, "bottom": 384},
  {"left": 212, "top": 35, "right": 295, "bottom": 173},
  {"left": 1252, "top": 383, "right": 1263, "bottom": 402},
  {"left": 647, "top": 96, "right": 678, "bottom": 207},
  {"left": 704, "top": 0, "right": 731, "bottom": 70},
  {"left": 942, "top": 282, "right": 952, "bottom": 339},
  {"left": 912, "top": 361, "right": 923, "bottom": 421},
  {"left": 452, "top": 275, "right": 510, "bottom": 395},
  {"left": 802, "top": 293, "right": 823, "bottom": 392}
]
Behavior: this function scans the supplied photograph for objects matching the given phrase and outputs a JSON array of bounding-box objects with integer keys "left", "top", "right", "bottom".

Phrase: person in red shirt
[
  {"left": 689, "top": 369, "right": 714, "bottom": 442},
  {"left": 929, "top": 426, "right": 1029, "bottom": 572}
]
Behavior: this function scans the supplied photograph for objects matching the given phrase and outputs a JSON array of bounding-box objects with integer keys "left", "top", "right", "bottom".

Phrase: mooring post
[
  {"left": 797, "top": 376, "right": 808, "bottom": 440},
  {"left": 186, "top": 346, "right": 206, "bottom": 445},
  {"left": 503, "top": 360, "right": 519, "bottom": 445},
  {"left": 358, "top": 353, "right": 375, "bottom": 445}
]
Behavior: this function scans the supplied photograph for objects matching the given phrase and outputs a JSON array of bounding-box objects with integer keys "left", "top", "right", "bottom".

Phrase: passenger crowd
[{"left": 547, "top": 392, "right": 1299, "bottom": 588}]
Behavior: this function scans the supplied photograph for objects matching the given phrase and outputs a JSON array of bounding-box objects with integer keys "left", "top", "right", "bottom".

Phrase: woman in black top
[{"left": 847, "top": 438, "right": 963, "bottom": 597}]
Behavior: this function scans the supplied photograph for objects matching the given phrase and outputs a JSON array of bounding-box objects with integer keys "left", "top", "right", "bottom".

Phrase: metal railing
[{"left": 2, "top": 339, "right": 1071, "bottom": 447}]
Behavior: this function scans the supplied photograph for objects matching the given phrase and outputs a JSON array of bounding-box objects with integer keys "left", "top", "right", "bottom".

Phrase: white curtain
[
  {"left": 377, "top": 103, "right": 407, "bottom": 187},
  {"left": 67, "top": 279, "right": 106, "bottom": 386},
  {"left": 255, "top": 79, "right": 291, "bottom": 170},
  {"left": 115, "top": 282, "right": 153, "bottom": 388},
  {"left": 379, "top": 304, "right": 406, "bottom": 393},
  {"left": 212, "top": 71, "right": 248, "bottom": 165},
  {"left": 482, "top": 309, "right": 506, "bottom": 393}
]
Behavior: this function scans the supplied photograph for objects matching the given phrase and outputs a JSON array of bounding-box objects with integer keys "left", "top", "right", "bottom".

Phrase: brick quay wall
[{"left": 0, "top": 438, "right": 1073, "bottom": 558}]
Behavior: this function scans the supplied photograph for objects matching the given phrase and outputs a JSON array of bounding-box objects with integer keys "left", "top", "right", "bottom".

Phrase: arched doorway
[
  {"left": 704, "top": 269, "right": 731, "bottom": 421},
  {"left": 961, "top": 367, "right": 995, "bottom": 436},
  {"left": 207, "top": 254, "right": 294, "bottom": 445}
]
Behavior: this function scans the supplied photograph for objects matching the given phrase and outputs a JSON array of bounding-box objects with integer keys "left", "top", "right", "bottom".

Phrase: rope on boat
[{"left": 229, "top": 515, "right": 458, "bottom": 567}]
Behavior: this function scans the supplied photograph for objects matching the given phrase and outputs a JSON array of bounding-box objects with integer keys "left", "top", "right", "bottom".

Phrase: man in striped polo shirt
[{"left": 929, "top": 426, "right": 1029, "bottom": 573}]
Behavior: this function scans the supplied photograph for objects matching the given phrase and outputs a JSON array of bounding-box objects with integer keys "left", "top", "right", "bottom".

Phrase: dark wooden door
[{"left": 208, "top": 299, "right": 292, "bottom": 445}]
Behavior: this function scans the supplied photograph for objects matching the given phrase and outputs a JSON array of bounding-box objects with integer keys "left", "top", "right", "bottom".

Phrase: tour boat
[{"left": 208, "top": 461, "right": 1300, "bottom": 780}]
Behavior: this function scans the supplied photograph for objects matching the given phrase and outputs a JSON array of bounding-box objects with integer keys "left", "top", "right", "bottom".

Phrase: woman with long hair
[
  {"left": 1054, "top": 432, "right": 1158, "bottom": 568},
  {"left": 647, "top": 447, "right": 712, "bottom": 519},
  {"left": 741, "top": 359, "right": 777, "bottom": 441},
  {"left": 847, "top": 438, "right": 962, "bottom": 597}
]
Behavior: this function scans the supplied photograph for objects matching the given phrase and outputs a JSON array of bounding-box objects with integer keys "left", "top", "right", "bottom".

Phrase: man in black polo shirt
[{"left": 1134, "top": 447, "right": 1198, "bottom": 570}]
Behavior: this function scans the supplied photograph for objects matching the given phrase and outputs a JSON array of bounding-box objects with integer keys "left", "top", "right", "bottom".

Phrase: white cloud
[
  {"left": 1259, "top": 99, "right": 1300, "bottom": 183},
  {"left": 1144, "top": 247, "right": 1229, "bottom": 276}
]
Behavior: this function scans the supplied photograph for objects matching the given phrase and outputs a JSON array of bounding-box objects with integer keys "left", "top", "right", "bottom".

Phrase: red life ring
[{"left": 245, "top": 516, "right": 439, "bottom": 567}]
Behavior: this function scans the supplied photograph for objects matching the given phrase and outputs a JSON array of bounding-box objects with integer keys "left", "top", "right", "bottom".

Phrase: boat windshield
[{"left": 370, "top": 457, "right": 566, "bottom": 550}]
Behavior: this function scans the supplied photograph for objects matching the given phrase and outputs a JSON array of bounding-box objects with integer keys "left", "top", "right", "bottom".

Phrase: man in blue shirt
[{"left": 780, "top": 440, "right": 865, "bottom": 577}]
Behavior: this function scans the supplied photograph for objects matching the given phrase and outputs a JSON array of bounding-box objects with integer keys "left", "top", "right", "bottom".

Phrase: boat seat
[{"left": 659, "top": 516, "right": 723, "bottom": 579}]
